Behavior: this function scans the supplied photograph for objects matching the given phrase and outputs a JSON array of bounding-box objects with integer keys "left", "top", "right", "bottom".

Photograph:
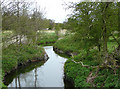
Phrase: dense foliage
[
  {"left": 1, "top": 0, "right": 58, "bottom": 45},
  {"left": 1, "top": 0, "right": 120, "bottom": 88},
  {"left": 55, "top": 1, "right": 120, "bottom": 88}
]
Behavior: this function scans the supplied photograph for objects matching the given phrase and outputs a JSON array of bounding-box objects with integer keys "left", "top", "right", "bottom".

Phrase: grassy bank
[
  {"left": 54, "top": 35, "right": 120, "bottom": 87},
  {"left": 2, "top": 44, "right": 46, "bottom": 87},
  {"left": 4, "top": 61, "right": 44, "bottom": 86},
  {"left": 54, "top": 35, "right": 81, "bottom": 53},
  {"left": 64, "top": 54, "right": 119, "bottom": 87},
  {"left": 37, "top": 32, "right": 58, "bottom": 45},
  {"left": 1, "top": 30, "right": 59, "bottom": 87}
]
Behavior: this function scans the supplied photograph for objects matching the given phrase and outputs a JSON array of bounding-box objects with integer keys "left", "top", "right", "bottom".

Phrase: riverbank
[
  {"left": 37, "top": 32, "right": 58, "bottom": 46},
  {"left": 1, "top": 31, "right": 58, "bottom": 88},
  {"left": 2, "top": 44, "right": 49, "bottom": 87},
  {"left": 53, "top": 35, "right": 120, "bottom": 87},
  {"left": 4, "top": 60, "right": 45, "bottom": 86},
  {"left": 4, "top": 46, "right": 70, "bottom": 87}
]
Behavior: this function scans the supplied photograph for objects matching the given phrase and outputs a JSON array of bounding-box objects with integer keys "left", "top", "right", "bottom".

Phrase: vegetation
[
  {"left": 54, "top": 1, "right": 120, "bottom": 88},
  {"left": 64, "top": 56, "right": 120, "bottom": 87},
  {"left": 1, "top": 0, "right": 120, "bottom": 88},
  {"left": 54, "top": 34, "right": 81, "bottom": 53},
  {"left": 37, "top": 32, "right": 58, "bottom": 45},
  {"left": 2, "top": 44, "right": 45, "bottom": 75},
  {"left": 54, "top": 34, "right": 120, "bottom": 87},
  {"left": 1, "top": 0, "right": 57, "bottom": 87},
  {"left": 4, "top": 60, "right": 44, "bottom": 86},
  {"left": 2, "top": 44, "right": 46, "bottom": 87},
  {"left": 54, "top": 35, "right": 118, "bottom": 54}
]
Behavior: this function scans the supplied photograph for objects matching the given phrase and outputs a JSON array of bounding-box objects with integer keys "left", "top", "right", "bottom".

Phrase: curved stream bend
[{"left": 7, "top": 46, "right": 68, "bottom": 87}]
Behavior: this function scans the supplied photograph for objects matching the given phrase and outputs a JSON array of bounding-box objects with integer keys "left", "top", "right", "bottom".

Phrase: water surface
[{"left": 7, "top": 46, "right": 68, "bottom": 87}]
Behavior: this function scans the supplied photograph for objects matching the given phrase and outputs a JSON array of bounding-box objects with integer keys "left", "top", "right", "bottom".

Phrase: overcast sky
[
  {"left": 35, "top": 0, "right": 120, "bottom": 23},
  {"left": 35, "top": 0, "right": 80, "bottom": 23},
  {"left": 2, "top": 0, "right": 79, "bottom": 23},
  {"left": 3, "top": 0, "right": 118, "bottom": 23}
]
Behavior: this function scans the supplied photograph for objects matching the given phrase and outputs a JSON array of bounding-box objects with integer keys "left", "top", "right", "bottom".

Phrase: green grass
[
  {"left": 37, "top": 32, "right": 58, "bottom": 45},
  {"left": 0, "top": 71, "right": 7, "bottom": 88},
  {"left": 2, "top": 44, "right": 44, "bottom": 74},
  {"left": 54, "top": 35, "right": 81, "bottom": 53},
  {"left": 54, "top": 34, "right": 119, "bottom": 53}
]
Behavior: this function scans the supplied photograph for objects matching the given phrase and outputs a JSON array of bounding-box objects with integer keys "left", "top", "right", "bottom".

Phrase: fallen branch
[
  {"left": 71, "top": 59, "right": 120, "bottom": 68},
  {"left": 72, "top": 60, "right": 89, "bottom": 68}
]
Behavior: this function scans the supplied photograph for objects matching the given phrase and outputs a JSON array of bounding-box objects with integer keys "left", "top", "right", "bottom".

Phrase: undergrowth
[{"left": 55, "top": 34, "right": 119, "bottom": 88}]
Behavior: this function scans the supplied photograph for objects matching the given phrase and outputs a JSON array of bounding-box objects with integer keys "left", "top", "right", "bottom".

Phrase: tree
[
  {"left": 2, "top": 0, "right": 50, "bottom": 45},
  {"left": 55, "top": 23, "right": 60, "bottom": 38},
  {"left": 48, "top": 19, "right": 55, "bottom": 30},
  {"left": 66, "top": 2, "right": 119, "bottom": 63}
]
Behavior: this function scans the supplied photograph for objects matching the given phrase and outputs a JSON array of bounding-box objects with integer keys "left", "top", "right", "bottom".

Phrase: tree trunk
[
  {"left": 102, "top": 2, "right": 110, "bottom": 60},
  {"left": 35, "top": 68, "right": 37, "bottom": 89},
  {"left": 18, "top": 76, "right": 21, "bottom": 88},
  {"left": 15, "top": 78, "right": 17, "bottom": 88},
  {"left": 98, "top": 44, "right": 101, "bottom": 52},
  {"left": 103, "top": 26, "right": 108, "bottom": 56}
]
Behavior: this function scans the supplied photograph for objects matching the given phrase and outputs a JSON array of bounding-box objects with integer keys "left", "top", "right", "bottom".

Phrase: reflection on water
[{"left": 7, "top": 46, "right": 68, "bottom": 87}]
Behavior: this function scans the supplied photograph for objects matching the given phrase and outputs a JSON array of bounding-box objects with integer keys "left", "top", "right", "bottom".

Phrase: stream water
[{"left": 5, "top": 46, "right": 72, "bottom": 88}]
